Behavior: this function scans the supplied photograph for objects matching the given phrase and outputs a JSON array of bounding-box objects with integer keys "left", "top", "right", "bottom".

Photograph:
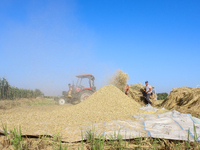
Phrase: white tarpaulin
[{"left": 77, "top": 105, "right": 200, "bottom": 142}]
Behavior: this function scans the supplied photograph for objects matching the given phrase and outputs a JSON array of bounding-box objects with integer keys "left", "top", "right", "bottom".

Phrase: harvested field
[
  {"left": 159, "top": 87, "right": 200, "bottom": 118},
  {"left": 1, "top": 133, "right": 199, "bottom": 150},
  {"left": 0, "top": 85, "right": 147, "bottom": 142},
  {"left": 0, "top": 97, "right": 56, "bottom": 109},
  {"left": 1, "top": 85, "right": 200, "bottom": 149}
]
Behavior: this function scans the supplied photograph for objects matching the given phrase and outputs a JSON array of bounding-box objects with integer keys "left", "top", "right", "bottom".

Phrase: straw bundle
[
  {"left": 129, "top": 84, "right": 146, "bottom": 106},
  {"left": 109, "top": 69, "right": 129, "bottom": 92},
  {"left": 128, "top": 84, "right": 156, "bottom": 106},
  {"left": 160, "top": 87, "right": 200, "bottom": 117},
  {"left": 130, "top": 83, "right": 145, "bottom": 90}
]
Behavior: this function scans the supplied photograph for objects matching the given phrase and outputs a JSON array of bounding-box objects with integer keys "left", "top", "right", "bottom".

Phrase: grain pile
[
  {"left": 160, "top": 87, "right": 200, "bottom": 118},
  {"left": 69, "top": 84, "right": 141, "bottom": 124},
  {"left": 0, "top": 85, "right": 142, "bottom": 142}
]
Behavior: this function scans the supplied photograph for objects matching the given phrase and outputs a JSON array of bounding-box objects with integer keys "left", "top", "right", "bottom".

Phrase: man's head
[
  {"left": 145, "top": 81, "right": 148, "bottom": 86},
  {"left": 152, "top": 87, "right": 155, "bottom": 89}
]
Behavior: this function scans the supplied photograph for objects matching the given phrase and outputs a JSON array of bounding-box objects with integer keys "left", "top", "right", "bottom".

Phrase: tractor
[{"left": 54, "top": 74, "right": 96, "bottom": 105}]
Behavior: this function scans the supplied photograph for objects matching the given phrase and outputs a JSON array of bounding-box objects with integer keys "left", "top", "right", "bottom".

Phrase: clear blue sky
[{"left": 0, "top": 0, "right": 200, "bottom": 95}]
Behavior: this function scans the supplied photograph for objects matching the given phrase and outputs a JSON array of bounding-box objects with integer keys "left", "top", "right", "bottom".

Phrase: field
[
  {"left": 0, "top": 88, "right": 200, "bottom": 150},
  {"left": 0, "top": 98, "right": 56, "bottom": 109}
]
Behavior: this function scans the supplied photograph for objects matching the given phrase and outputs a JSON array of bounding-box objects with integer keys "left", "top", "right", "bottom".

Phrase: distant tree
[
  {"left": 157, "top": 93, "right": 168, "bottom": 100},
  {"left": 5, "top": 80, "right": 9, "bottom": 99},
  {"left": 27, "top": 89, "right": 31, "bottom": 98},
  {"left": 30, "top": 90, "right": 33, "bottom": 98},
  {"left": 20, "top": 89, "right": 23, "bottom": 98},
  {"left": 17, "top": 88, "right": 21, "bottom": 99},
  {"left": 1, "top": 78, "right": 6, "bottom": 100},
  {"left": 34, "top": 89, "right": 44, "bottom": 97},
  {"left": 0, "top": 77, "right": 45, "bottom": 100},
  {"left": 8, "top": 86, "right": 13, "bottom": 99},
  {"left": 13, "top": 86, "right": 16, "bottom": 99}
]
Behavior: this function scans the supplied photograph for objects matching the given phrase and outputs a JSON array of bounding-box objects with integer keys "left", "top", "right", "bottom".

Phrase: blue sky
[{"left": 0, "top": 0, "right": 200, "bottom": 95}]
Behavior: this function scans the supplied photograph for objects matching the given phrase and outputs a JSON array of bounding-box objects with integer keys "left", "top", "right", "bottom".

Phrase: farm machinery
[{"left": 54, "top": 74, "right": 96, "bottom": 105}]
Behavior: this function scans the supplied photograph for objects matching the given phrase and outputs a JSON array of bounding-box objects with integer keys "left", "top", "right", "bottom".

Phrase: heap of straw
[
  {"left": 129, "top": 84, "right": 146, "bottom": 106},
  {"left": 109, "top": 70, "right": 156, "bottom": 106},
  {"left": 160, "top": 87, "right": 200, "bottom": 118},
  {"left": 129, "top": 84, "right": 157, "bottom": 106},
  {"left": 109, "top": 69, "right": 129, "bottom": 92}
]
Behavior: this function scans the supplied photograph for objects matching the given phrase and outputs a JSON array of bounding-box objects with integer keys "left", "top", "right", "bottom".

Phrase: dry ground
[
  {"left": 0, "top": 98, "right": 76, "bottom": 149},
  {"left": 0, "top": 97, "right": 59, "bottom": 109},
  {"left": 0, "top": 97, "right": 199, "bottom": 150}
]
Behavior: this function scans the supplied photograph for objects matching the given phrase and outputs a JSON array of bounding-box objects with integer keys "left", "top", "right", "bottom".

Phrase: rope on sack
[
  {"left": 187, "top": 114, "right": 200, "bottom": 142},
  {"left": 173, "top": 120, "right": 184, "bottom": 130},
  {"left": 192, "top": 117, "right": 200, "bottom": 124},
  {"left": 186, "top": 128, "right": 200, "bottom": 142},
  {"left": 188, "top": 114, "right": 200, "bottom": 124},
  {"left": 142, "top": 122, "right": 151, "bottom": 137},
  {"left": 172, "top": 114, "right": 200, "bottom": 142}
]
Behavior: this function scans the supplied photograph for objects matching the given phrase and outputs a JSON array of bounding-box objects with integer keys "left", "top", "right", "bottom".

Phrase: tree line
[
  {"left": 0, "top": 77, "right": 44, "bottom": 100},
  {"left": 157, "top": 93, "right": 168, "bottom": 100}
]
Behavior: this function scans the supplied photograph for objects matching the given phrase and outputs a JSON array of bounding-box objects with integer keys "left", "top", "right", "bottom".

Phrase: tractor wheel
[
  {"left": 78, "top": 90, "right": 93, "bottom": 103},
  {"left": 58, "top": 98, "right": 66, "bottom": 105}
]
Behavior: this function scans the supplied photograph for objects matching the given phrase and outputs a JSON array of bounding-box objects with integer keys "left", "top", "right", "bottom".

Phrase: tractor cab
[{"left": 75, "top": 74, "right": 96, "bottom": 92}]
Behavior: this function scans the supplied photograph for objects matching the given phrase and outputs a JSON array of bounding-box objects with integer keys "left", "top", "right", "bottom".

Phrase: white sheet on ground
[{"left": 75, "top": 105, "right": 200, "bottom": 142}]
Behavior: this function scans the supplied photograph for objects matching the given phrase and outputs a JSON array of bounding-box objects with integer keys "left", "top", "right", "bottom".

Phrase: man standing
[
  {"left": 144, "top": 81, "right": 152, "bottom": 105},
  {"left": 152, "top": 87, "right": 157, "bottom": 100}
]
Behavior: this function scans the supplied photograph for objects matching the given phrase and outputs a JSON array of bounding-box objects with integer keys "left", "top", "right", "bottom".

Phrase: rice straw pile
[
  {"left": 109, "top": 69, "right": 129, "bottom": 92},
  {"left": 160, "top": 87, "right": 200, "bottom": 117},
  {"left": 129, "top": 84, "right": 156, "bottom": 106},
  {"left": 129, "top": 84, "right": 146, "bottom": 106}
]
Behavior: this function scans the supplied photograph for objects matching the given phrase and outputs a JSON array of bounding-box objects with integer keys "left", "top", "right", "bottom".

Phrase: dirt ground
[
  {"left": 0, "top": 97, "right": 60, "bottom": 109},
  {"left": 0, "top": 98, "right": 76, "bottom": 149},
  {"left": 0, "top": 98, "right": 199, "bottom": 149},
  {"left": 0, "top": 96, "right": 166, "bottom": 142}
]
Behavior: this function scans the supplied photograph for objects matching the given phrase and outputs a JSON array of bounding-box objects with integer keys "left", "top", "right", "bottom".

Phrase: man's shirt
[{"left": 145, "top": 85, "right": 152, "bottom": 94}]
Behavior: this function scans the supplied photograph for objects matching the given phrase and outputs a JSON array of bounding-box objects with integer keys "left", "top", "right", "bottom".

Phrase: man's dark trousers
[{"left": 146, "top": 94, "right": 152, "bottom": 105}]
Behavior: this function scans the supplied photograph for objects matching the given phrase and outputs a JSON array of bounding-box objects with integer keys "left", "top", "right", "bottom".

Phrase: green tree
[
  {"left": 0, "top": 77, "right": 45, "bottom": 100},
  {"left": 157, "top": 93, "right": 168, "bottom": 100},
  {"left": 5, "top": 80, "right": 9, "bottom": 99},
  {"left": 1, "top": 78, "right": 6, "bottom": 100},
  {"left": 8, "top": 86, "right": 13, "bottom": 100},
  {"left": 34, "top": 89, "right": 44, "bottom": 97}
]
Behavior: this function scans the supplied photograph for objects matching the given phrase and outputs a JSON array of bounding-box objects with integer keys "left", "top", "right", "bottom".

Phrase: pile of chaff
[
  {"left": 109, "top": 69, "right": 129, "bottom": 92},
  {"left": 159, "top": 87, "right": 200, "bottom": 118}
]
